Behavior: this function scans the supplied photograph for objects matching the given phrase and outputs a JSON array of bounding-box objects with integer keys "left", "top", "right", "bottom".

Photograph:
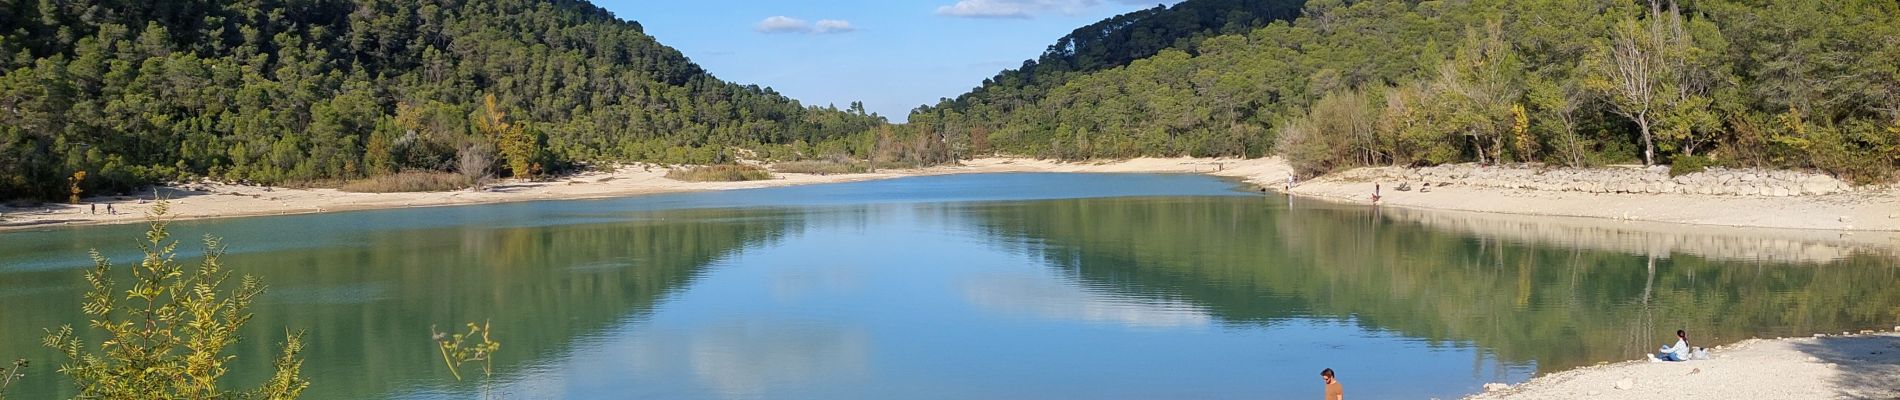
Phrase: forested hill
[
  {"left": 911, "top": 0, "right": 1900, "bottom": 184},
  {"left": 0, "top": 0, "right": 885, "bottom": 200},
  {"left": 907, "top": 0, "right": 1305, "bottom": 153}
]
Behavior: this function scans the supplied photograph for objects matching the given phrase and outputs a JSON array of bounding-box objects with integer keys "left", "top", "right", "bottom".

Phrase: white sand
[
  {"left": 1467, "top": 332, "right": 1900, "bottom": 400},
  {"left": 1282, "top": 168, "right": 1900, "bottom": 232}
]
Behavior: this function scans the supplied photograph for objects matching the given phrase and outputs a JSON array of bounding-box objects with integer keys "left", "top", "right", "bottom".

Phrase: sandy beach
[
  {"left": 1466, "top": 331, "right": 1900, "bottom": 400},
  {"left": 3, "top": 157, "right": 1896, "bottom": 234}
]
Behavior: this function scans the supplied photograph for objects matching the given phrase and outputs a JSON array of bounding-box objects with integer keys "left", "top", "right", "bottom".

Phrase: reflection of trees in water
[
  {"left": 963, "top": 197, "right": 1900, "bottom": 374},
  {"left": 0, "top": 207, "right": 802, "bottom": 399},
  {"left": 1373, "top": 206, "right": 1899, "bottom": 264}
]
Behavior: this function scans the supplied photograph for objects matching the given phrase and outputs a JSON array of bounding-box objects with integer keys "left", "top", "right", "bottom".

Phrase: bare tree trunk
[{"left": 1637, "top": 113, "right": 1656, "bottom": 166}]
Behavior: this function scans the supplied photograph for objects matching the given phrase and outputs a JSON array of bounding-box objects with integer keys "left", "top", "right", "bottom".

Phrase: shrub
[
  {"left": 340, "top": 172, "right": 472, "bottom": 193},
  {"left": 1668, "top": 154, "right": 1716, "bottom": 177},
  {"left": 0, "top": 359, "right": 24, "bottom": 399},
  {"left": 432, "top": 321, "right": 501, "bottom": 382},
  {"left": 664, "top": 165, "right": 773, "bottom": 182},
  {"left": 770, "top": 161, "right": 870, "bottom": 175},
  {"left": 42, "top": 201, "right": 307, "bottom": 399}
]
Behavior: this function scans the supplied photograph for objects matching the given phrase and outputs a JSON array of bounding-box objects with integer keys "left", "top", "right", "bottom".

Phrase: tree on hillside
[
  {"left": 1587, "top": 0, "right": 1708, "bottom": 166},
  {"left": 1437, "top": 21, "right": 1525, "bottom": 165},
  {"left": 1527, "top": 72, "right": 1595, "bottom": 167},
  {"left": 0, "top": 0, "right": 888, "bottom": 200}
]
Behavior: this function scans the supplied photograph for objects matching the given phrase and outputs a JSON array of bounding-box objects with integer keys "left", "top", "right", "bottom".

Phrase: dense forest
[
  {"left": 909, "top": 0, "right": 1306, "bottom": 157},
  {"left": 5, "top": 0, "right": 1897, "bottom": 201},
  {"left": 0, "top": 0, "right": 887, "bottom": 200},
  {"left": 912, "top": 0, "right": 1900, "bottom": 184}
]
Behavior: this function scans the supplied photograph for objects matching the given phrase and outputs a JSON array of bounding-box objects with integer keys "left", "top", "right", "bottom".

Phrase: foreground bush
[
  {"left": 42, "top": 201, "right": 308, "bottom": 399},
  {"left": 339, "top": 172, "right": 472, "bottom": 193},
  {"left": 664, "top": 165, "right": 774, "bottom": 182}
]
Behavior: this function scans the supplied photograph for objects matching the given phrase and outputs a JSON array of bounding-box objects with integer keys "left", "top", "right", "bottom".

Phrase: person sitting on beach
[
  {"left": 1371, "top": 183, "right": 1382, "bottom": 203},
  {"left": 1320, "top": 368, "right": 1343, "bottom": 400},
  {"left": 1653, "top": 330, "right": 1690, "bottom": 362}
]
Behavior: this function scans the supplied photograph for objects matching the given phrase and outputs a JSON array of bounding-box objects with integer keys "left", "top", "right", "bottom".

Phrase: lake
[{"left": 2, "top": 173, "right": 1896, "bottom": 399}]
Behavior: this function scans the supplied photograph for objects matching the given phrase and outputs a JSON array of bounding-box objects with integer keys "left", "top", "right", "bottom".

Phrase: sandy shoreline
[
  {"left": 2, "top": 157, "right": 1895, "bottom": 234},
  {"left": 1466, "top": 331, "right": 1900, "bottom": 400},
  {"left": 0, "top": 157, "right": 1274, "bottom": 232}
]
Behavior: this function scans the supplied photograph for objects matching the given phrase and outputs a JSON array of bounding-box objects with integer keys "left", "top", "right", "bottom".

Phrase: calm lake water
[{"left": 2, "top": 173, "right": 1897, "bottom": 399}]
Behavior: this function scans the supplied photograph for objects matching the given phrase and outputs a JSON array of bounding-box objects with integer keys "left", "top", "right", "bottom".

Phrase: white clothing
[{"left": 1660, "top": 338, "right": 1689, "bottom": 360}]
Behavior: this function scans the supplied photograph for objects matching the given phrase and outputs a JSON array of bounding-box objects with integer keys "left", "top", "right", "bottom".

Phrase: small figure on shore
[
  {"left": 1652, "top": 330, "right": 1690, "bottom": 362},
  {"left": 1320, "top": 368, "right": 1344, "bottom": 400},
  {"left": 1371, "top": 183, "right": 1382, "bottom": 203},
  {"left": 1286, "top": 173, "right": 1297, "bottom": 191},
  {"left": 106, "top": 204, "right": 116, "bottom": 215},
  {"left": 90, "top": 203, "right": 97, "bottom": 214}
]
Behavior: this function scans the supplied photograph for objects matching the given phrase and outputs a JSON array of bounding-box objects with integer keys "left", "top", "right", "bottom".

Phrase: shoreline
[
  {"left": 2, "top": 157, "right": 1895, "bottom": 235},
  {"left": 0, "top": 157, "right": 1267, "bottom": 232},
  {"left": 1465, "top": 331, "right": 1900, "bottom": 400}
]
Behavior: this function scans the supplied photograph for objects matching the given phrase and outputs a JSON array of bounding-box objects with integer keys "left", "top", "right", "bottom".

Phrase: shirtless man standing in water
[{"left": 1321, "top": 368, "right": 1343, "bottom": 400}]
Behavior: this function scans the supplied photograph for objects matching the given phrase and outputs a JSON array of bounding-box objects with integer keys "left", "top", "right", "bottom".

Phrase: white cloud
[
  {"left": 935, "top": 0, "right": 1127, "bottom": 19},
  {"left": 756, "top": 16, "right": 857, "bottom": 34},
  {"left": 755, "top": 16, "right": 812, "bottom": 33},
  {"left": 814, "top": 19, "right": 856, "bottom": 34}
]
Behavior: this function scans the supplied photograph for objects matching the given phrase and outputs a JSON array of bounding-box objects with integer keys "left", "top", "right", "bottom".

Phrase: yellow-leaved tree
[{"left": 42, "top": 200, "right": 308, "bottom": 399}]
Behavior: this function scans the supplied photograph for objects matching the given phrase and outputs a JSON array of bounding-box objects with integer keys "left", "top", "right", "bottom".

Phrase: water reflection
[
  {"left": 960, "top": 272, "right": 1214, "bottom": 329},
  {"left": 959, "top": 195, "right": 1900, "bottom": 374},
  {"left": 1374, "top": 206, "right": 1900, "bottom": 264},
  {"left": 0, "top": 206, "right": 802, "bottom": 399}
]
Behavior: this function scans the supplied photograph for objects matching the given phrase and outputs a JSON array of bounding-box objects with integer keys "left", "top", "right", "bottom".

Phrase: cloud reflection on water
[{"left": 960, "top": 272, "right": 1213, "bottom": 329}]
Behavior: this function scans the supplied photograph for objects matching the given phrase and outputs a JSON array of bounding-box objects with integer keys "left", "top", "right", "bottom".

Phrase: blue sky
[{"left": 596, "top": 0, "right": 1178, "bottom": 122}]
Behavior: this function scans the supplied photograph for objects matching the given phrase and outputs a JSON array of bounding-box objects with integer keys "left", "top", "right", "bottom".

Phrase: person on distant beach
[
  {"left": 1654, "top": 330, "right": 1690, "bottom": 362},
  {"left": 1320, "top": 368, "right": 1343, "bottom": 400},
  {"left": 106, "top": 204, "right": 115, "bottom": 215},
  {"left": 1371, "top": 183, "right": 1382, "bottom": 203},
  {"left": 1286, "top": 173, "right": 1297, "bottom": 191}
]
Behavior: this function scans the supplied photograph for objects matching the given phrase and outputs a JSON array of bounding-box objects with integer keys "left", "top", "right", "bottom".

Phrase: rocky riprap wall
[{"left": 1334, "top": 164, "right": 1856, "bottom": 197}]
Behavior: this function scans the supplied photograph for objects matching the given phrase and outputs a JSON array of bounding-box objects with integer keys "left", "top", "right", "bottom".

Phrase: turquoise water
[{"left": 2, "top": 173, "right": 1895, "bottom": 399}]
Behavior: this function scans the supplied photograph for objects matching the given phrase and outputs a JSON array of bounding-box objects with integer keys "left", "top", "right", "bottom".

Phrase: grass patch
[
  {"left": 339, "top": 172, "right": 471, "bottom": 193},
  {"left": 770, "top": 161, "right": 871, "bottom": 175},
  {"left": 664, "top": 165, "right": 774, "bottom": 182}
]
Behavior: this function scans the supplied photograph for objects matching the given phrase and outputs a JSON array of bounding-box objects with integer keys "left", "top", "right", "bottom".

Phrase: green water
[{"left": 1, "top": 173, "right": 1895, "bottom": 399}]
